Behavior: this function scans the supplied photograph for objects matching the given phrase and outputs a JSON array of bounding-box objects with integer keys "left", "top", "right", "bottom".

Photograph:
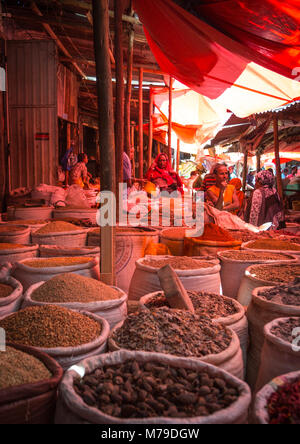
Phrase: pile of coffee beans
[{"left": 74, "top": 360, "right": 240, "bottom": 419}]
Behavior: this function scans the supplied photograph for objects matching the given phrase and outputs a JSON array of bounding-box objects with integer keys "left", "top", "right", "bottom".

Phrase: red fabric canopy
[
  {"left": 133, "top": 0, "right": 300, "bottom": 100},
  {"left": 173, "top": 0, "right": 300, "bottom": 80}
]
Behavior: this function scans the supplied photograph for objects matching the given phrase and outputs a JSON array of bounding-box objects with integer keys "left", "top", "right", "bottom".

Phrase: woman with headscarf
[
  {"left": 145, "top": 153, "right": 183, "bottom": 194},
  {"left": 249, "top": 170, "right": 285, "bottom": 229},
  {"left": 206, "top": 164, "right": 240, "bottom": 213},
  {"left": 229, "top": 178, "right": 245, "bottom": 217}
]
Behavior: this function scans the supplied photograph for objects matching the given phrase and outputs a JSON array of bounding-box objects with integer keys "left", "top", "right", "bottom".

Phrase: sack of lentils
[
  {"left": 217, "top": 250, "right": 297, "bottom": 301},
  {"left": 109, "top": 307, "right": 244, "bottom": 379},
  {"left": 0, "top": 243, "right": 39, "bottom": 265},
  {"left": 237, "top": 262, "right": 300, "bottom": 307},
  {"left": 0, "top": 276, "right": 23, "bottom": 317},
  {"left": 246, "top": 278, "right": 300, "bottom": 391},
  {"left": 0, "top": 342, "right": 63, "bottom": 424},
  {"left": 255, "top": 317, "right": 300, "bottom": 392},
  {"left": 39, "top": 244, "right": 100, "bottom": 259},
  {"left": 0, "top": 225, "right": 31, "bottom": 245},
  {"left": 139, "top": 290, "right": 248, "bottom": 373},
  {"left": 55, "top": 350, "right": 251, "bottom": 425},
  {"left": 253, "top": 370, "right": 300, "bottom": 424},
  {"left": 31, "top": 221, "right": 88, "bottom": 248},
  {"left": 128, "top": 256, "right": 221, "bottom": 301},
  {"left": 12, "top": 256, "right": 100, "bottom": 291},
  {"left": 22, "top": 273, "right": 127, "bottom": 329},
  {"left": 0, "top": 306, "right": 110, "bottom": 371},
  {"left": 242, "top": 239, "right": 300, "bottom": 260}
]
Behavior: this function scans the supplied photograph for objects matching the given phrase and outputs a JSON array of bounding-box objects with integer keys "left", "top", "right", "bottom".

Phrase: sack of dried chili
[{"left": 254, "top": 370, "right": 300, "bottom": 424}]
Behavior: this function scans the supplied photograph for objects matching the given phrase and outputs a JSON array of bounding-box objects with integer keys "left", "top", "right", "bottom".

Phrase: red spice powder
[{"left": 197, "top": 223, "right": 234, "bottom": 242}]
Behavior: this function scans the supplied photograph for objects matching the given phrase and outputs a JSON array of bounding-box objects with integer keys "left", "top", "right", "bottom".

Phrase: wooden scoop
[{"left": 157, "top": 264, "right": 195, "bottom": 313}]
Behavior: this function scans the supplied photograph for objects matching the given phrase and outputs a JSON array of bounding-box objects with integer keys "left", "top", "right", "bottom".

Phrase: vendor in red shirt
[{"left": 145, "top": 153, "right": 183, "bottom": 194}]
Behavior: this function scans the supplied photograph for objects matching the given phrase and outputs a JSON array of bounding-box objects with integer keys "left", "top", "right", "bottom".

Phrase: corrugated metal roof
[{"left": 255, "top": 100, "right": 300, "bottom": 117}]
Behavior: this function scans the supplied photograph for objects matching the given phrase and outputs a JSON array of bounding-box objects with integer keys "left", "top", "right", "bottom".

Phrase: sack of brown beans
[
  {"left": 246, "top": 279, "right": 300, "bottom": 391},
  {"left": 139, "top": 290, "right": 248, "bottom": 372},
  {"left": 31, "top": 221, "right": 88, "bottom": 248},
  {"left": 0, "top": 305, "right": 110, "bottom": 371},
  {"left": 22, "top": 273, "right": 128, "bottom": 329},
  {"left": 217, "top": 250, "right": 297, "bottom": 301},
  {"left": 0, "top": 243, "right": 39, "bottom": 265},
  {"left": 237, "top": 263, "right": 300, "bottom": 307},
  {"left": 255, "top": 317, "right": 300, "bottom": 392},
  {"left": 55, "top": 350, "right": 251, "bottom": 424},
  {"left": 12, "top": 256, "right": 100, "bottom": 291},
  {"left": 0, "top": 342, "right": 63, "bottom": 424},
  {"left": 109, "top": 307, "right": 244, "bottom": 379},
  {"left": 0, "top": 276, "right": 23, "bottom": 318},
  {"left": 39, "top": 244, "right": 100, "bottom": 259},
  {"left": 129, "top": 256, "right": 221, "bottom": 301},
  {"left": 0, "top": 225, "right": 31, "bottom": 245},
  {"left": 253, "top": 370, "right": 300, "bottom": 424}
]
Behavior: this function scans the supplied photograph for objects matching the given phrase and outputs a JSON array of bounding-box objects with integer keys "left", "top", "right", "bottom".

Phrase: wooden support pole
[
  {"left": 92, "top": 0, "right": 116, "bottom": 285},
  {"left": 138, "top": 67, "right": 143, "bottom": 178},
  {"left": 168, "top": 77, "right": 173, "bottom": 163},
  {"left": 242, "top": 145, "right": 248, "bottom": 192},
  {"left": 148, "top": 91, "right": 153, "bottom": 169},
  {"left": 256, "top": 151, "right": 261, "bottom": 173},
  {"left": 124, "top": 19, "right": 134, "bottom": 156},
  {"left": 273, "top": 116, "right": 284, "bottom": 201},
  {"left": 131, "top": 123, "right": 135, "bottom": 178},
  {"left": 1, "top": 39, "right": 11, "bottom": 211},
  {"left": 114, "top": 0, "right": 124, "bottom": 214},
  {"left": 176, "top": 139, "right": 180, "bottom": 173},
  {"left": 86, "top": 11, "right": 115, "bottom": 65}
]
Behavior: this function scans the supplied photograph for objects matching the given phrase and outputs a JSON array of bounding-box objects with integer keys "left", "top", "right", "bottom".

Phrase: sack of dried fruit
[
  {"left": 12, "top": 256, "right": 100, "bottom": 291},
  {"left": 246, "top": 279, "right": 300, "bottom": 391},
  {"left": 0, "top": 276, "right": 23, "bottom": 318},
  {"left": 108, "top": 307, "right": 244, "bottom": 379},
  {"left": 0, "top": 306, "right": 110, "bottom": 371},
  {"left": 39, "top": 245, "right": 100, "bottom": 259},
  {"left": 0, "top": 225, "right": 31, "bottom": 245},
  {"left": 22, "top": 273, "right": 128, "bottom": 329},
  {"left": 253, "top": 370, "right": 300, "bottom": 424},
  {"left": 129, "top": 256, "right": 221, "bottom": 301},
  {"left": 255, "top": 317, "right": 300, "bottom": 392},
  {"left": 217, "top": 250, "right": 297, "bottom": 301},
  {"left": 55, "top": 350, "right": 251, "bottom": 424},
  {"left": 139, "top": 290, "right": 248, "bottom": 372},
  {"left": 0, "top": 342, "right": 63, "bottom": 424},
  {"left": 31, "top": 221, "right": 88, "bottom": 248},
  {"left": 237, "top": 263, "right": 300, "bottom": 306},
  {"left": 0, "top": 243, "right": 39, "bottom": 265}
]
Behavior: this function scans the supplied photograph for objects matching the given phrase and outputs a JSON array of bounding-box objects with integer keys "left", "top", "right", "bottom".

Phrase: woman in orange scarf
[
  {"left": 230, "top": 178, "right": 245, "bottom": 217},
  {"left": 207, "top": 164, "right": 240, "bottom": 214}
]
